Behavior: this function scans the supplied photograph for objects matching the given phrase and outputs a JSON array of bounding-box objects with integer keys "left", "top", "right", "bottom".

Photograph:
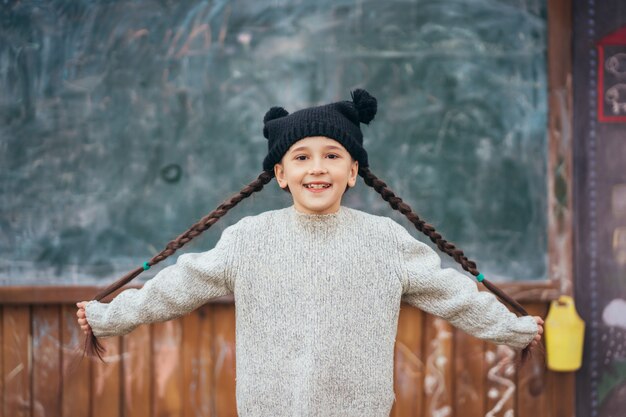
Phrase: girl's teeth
[{"left": 306, "top": 184, "right": 329, "bottom": 189}]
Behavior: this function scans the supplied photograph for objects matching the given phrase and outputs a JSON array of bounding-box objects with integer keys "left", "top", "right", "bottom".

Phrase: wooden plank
[
  {"left": 517, "top": 304, "right": 550, "bottom": 417},
  {"left": 61, "top": 304, "right": 91, "bottom": 417},
  {"left": 152, "top": 319, "right": 183, "bottom": 417},
  {"left": 453, "top": 329, "right": 485, "bottom": 417},
  {"left": 546, "top": 0, "right": 575, "bottom": 297},
  {"left": 3, "top": 305, "right": 31, "bottom": 417},
  {"left": 391, "top": 303, "right": 424, "bottom": 417},
  {"left": 182, "top": 305, "right": 215, "bottom": 417},
  {"left": 549, "top": 371, "right": 575, "bottom": 417},
  {"left": 32, "top": 305, "right": 62, "bottom": 417},
  {"left": 484, "top": 342, "right": 516, "bottom": 417},
  {"left": 213, "top": 304, "right": 237, "bottom": 417},
  {"left": 495, "top": 285, "right": 560, "bottom": 303},
  {"left": 422, "top": 314, "right": 453, "bottom": 417},
  {"left": 0, "top": 306, "right": 3, "bottom": 417},
  {"left": 92, "top": 336, "right": 121, "bottom": 417},
  {"left": 122, "top": 324, "right": 151, "bottom": 417}
]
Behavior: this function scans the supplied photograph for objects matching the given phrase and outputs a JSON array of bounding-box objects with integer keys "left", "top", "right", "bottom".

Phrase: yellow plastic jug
[{"left": 545, "top": 295, "right": 585, "bottom": 371}]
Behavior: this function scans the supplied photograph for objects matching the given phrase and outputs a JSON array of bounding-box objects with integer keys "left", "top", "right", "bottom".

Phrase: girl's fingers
[
  {"left": 532, "top": 317, "right": 545, "bottom": 342},
  {"left": 78, "top": 318, "right": 92, "bottom": 334},
  {"left": 529, "top": 317, "right": 545, "bottom": 348},
  {"left": 75, "top": 301, "right": 92, "bottom": 334}
]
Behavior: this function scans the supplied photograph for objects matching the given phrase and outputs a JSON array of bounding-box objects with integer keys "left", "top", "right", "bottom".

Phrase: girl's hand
[
  {"left": 529, "top": 316, "right": 544, "bottom": 348},
  {"left": 76, "top": 301, "right": 93, "bottom": 335}
]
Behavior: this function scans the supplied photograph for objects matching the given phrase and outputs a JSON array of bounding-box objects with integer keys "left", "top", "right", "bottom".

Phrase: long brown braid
[
  {"left": 85, "top": 170, "right": 275, "bottom": 359},
  {"left": 358, "top": 166, "right": 538, "bottom": 364}
]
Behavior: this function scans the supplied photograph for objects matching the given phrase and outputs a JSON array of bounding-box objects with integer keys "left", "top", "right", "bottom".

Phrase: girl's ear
[
  {"left": 348, "top": 159, "right": 358, "bottom": 188},
  {"left": 274, "top": 163, "right": 288, "bottom": 189}
]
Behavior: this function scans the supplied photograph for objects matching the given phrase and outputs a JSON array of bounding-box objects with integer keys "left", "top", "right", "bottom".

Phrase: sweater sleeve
[
  {"left": 85, "top": 221, "right": 241, "bottom": 338},
  {"left": 389, "top": 219, "right": 538, "bottom": 350}
]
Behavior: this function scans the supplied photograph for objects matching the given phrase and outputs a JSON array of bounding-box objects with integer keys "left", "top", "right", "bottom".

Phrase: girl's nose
[
  {"left": 308, "top": 158, "right": 328, "bottom": 174},
  {"left": 308, "top": 166, "right": 328, "bottom": 174}
]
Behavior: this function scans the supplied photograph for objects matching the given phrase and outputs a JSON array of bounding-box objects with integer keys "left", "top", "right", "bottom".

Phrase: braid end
[{"left": 84, "top": 332, "right": 106, "bottom": 362}]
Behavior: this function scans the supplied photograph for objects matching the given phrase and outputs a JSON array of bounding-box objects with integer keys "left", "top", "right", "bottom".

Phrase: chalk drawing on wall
[
  {"left": 598, "top": 299, "right": 626, "bottom": 415},
  {"left": 613, "top": 227, "right": 626, "bottom": 266},
  {"left": 597, "top": 26, "right": 626, "bottom": 122}
]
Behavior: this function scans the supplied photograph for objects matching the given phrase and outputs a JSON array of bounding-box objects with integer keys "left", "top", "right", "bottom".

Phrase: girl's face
[{"left": 274, "top": 136, "right": 358, "bottom": 215}]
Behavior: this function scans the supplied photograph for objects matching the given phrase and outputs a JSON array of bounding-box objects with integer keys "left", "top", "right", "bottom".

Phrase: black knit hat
[{"left": 262, "top": 89, "right": 377, "bottom": 172}]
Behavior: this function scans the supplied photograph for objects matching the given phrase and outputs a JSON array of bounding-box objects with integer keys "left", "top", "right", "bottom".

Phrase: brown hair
[{"left": 86, "top": 168, "right": 539, "bottom": 365}]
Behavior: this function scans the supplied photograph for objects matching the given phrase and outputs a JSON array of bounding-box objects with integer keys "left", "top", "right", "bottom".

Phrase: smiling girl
[
  {"left": 77, "top": 89, "right": 543, "bottom": 417},
  {"left": 274, "top": 137, "right": 358, "bottom": 214}
]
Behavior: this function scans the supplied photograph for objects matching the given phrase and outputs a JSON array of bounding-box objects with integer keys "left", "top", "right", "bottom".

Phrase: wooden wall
[{"left": 0, "top": 295, "right": 574, "bottom": 417}]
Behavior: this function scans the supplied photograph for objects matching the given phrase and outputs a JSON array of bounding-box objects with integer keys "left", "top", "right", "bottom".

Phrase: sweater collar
[{"left": 289, "top": 205, "right": 346, "bottom": 230}]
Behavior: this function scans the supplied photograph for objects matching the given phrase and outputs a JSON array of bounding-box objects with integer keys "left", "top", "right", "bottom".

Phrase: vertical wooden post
[
  {"left": 3, "top": 306, "right": 31, "bottom": 417},
  {"left": 32, "top": 305, "right": 62, "bottom": 417},
  {"left": 152, "top": 319, "right": 183, "bottom": 417},
  {"left": 182, "top": 305, "right": 215, "bottom": 417},
  {"left": 61, "top": 304, "right": 91, "bottom": 417},
  {"left": 122, "top": 324, "right": 151, "bottom": 417},
  {"left": 454, "top": 327, "right": 485, "bottom": 417},
  {"left": 92, "top": 335, "right": 121, "bottom": 417},
  {"left": 423, "top": 315, "right": 454, "bottom": 417},
  {"left": 392, "top": 304, "right": 424, "bottom": 417},
  {"left": 213, "top": 303, "right": 237, "bottom": 417}
]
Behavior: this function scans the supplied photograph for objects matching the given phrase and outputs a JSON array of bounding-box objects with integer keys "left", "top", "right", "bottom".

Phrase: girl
[{"left": 76, "top": 89, "right": 543, "bottom": 417}]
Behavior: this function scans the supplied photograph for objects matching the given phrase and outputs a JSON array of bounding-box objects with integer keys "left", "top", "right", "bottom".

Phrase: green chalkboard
[{"left": 0, "top": 0, "right": 548, "bottom": 285}]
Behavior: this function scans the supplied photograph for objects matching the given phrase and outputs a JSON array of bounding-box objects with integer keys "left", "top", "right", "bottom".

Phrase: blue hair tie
[
  {"left": 476, "top": 273, "right": 485, "bottom": 282},
  {"left": 143, "top": 261, "right": 151, "bottom": 271}
]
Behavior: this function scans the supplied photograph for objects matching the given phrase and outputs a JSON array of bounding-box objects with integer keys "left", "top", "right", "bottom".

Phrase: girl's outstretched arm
[
  {"left": 389, "top": 218, "right": 540, "bottom": 350},
  {"left": 78, "top": 221, "right": 242, "bottom": 338}
]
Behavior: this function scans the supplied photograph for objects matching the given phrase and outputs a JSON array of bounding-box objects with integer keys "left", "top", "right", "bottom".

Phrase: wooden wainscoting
[{"left": 0, "top": 292, "right": 574, "bottom": 417}]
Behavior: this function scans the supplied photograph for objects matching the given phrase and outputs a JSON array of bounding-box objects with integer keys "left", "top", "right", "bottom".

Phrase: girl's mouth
[
  {"left": 304, "top": 184, "right": 330, "bottom": 190},
  {"left": 304, "top": 183, "right": 331, "bottom": 192}
]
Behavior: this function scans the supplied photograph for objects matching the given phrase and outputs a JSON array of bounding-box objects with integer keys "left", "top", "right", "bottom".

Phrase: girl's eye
[
  {"left": 295, "top": 155, "right": 308, "bottom": 161},
  {"left": 327, "top": 154, "right": 340, "bottom": 159}
]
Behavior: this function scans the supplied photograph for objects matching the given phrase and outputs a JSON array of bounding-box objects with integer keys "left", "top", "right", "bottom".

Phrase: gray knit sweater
[{"left": 86, "top": 205, "right": 538, "bottom": 417}]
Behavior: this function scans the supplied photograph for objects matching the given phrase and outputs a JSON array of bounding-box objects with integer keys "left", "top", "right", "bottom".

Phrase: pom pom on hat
[
  {"left": 263, "top": 106, "right": 289, "bottom": 123},
  {"left": 263, "top": 107, "right": 290, "bottom": 139},
  {"left": 350, "top": 88, "right": 377, "bottom": 124}
]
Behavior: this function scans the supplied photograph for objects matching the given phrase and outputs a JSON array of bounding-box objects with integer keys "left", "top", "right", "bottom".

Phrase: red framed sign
[{"left": 597, "top": 26, "right": 626, "bottom": 123}]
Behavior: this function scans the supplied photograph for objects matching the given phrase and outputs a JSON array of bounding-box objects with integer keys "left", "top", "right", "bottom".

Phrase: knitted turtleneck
[{"left": 85, "top": 205, "right": 538, "bottom": 417}]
